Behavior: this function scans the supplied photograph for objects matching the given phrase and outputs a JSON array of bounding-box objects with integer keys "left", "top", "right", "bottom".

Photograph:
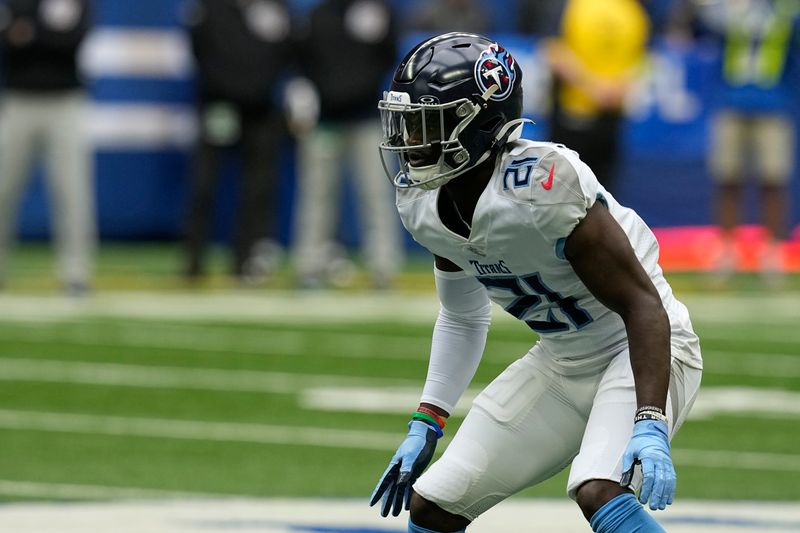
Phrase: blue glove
[
  {"left": 620, "top": 419, "right": 676, "bottom": 511},
  {"left": 369, "top": 420, "right": 440, "bottom": 517}
]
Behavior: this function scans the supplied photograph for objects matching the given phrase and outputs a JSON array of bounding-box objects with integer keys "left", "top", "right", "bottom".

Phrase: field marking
[
  {"left": 0, "top": 291, "right": 799, "bottom": 326},
  {"left": 0, "top": 320, "right": 798, "bottom": 376},
  {"left": 0, "top": 480, "right": 218, "bottom": 500},
  {"left": 696, "top": 328, "right": 800, "bottom": 344},
  {"left": 0, "top": 409, "right": 799, "bottom": 473},
  {"left": 690, "top": 387, "right": 800, "bottom": 419},
  {"left": 674, "top": 449, "right": 800, "bottom": 472},
  {"left": 0, "top": 409, "right": 402, "bottom": 450},
  {"left": 702, "top": 351, "right": 800, "bottom": 378},
  {"left": 1, "top": 498, "right": 798, "bottom": 533},
  {"left": 0, "top": 322, "right": 442, "bottom": 361},
  {"left": 0, "top": 292, "right": 444, "bottom": 324},
  {"left": 299, "top": 385, "right": 800, "bottom": 421},
  {"left": 0, "top": 316, "right": 534, "bottom": 363},
  {"left": 2, "top": 357, "right": 798, "bottom": 408},
  {"left": 0, "top": 357, "right": 419, "bottom": 393}
]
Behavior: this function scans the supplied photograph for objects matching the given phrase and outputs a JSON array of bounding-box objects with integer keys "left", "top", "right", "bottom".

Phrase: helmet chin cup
[
  {"left": 408, "top": 163, "right": 441, "bottom": 189},
  {"left": 401, "top": 146, "right": 488, "bottom": 190}
]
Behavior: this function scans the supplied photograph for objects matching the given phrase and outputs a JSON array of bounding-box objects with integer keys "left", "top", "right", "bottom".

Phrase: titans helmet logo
[{"left": 473, "top": 43, "right": 516, "bottom": 101}]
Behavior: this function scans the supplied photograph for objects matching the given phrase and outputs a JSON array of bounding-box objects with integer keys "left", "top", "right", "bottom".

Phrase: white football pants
[{"left": 413, "top": 343, "right": 702, "bottom": 521}]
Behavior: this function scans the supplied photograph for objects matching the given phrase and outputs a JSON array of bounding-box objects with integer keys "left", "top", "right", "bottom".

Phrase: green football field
[{"left": 0, "top": 243, "right": 799, "bottom": 504}]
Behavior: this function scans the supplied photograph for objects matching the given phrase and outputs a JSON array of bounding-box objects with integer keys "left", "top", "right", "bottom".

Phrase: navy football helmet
[{"left": 378, "top": 32, "right": 527, "bottom": 189}]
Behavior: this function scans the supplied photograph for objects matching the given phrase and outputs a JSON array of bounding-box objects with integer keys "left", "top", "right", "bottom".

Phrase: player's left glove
[
  {"left": 369, "top": 419, "right": 440, "bottom": 517},
  {"left": 620, "top": 417, "right": 676, "bottom": 511}
]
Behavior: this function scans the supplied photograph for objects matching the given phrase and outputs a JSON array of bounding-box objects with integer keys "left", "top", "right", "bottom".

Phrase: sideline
[
  {"left": 0, "top": 498, "right": 798, "bottom": 533},
  {"left": 0, "top": 291, "right": 799, "bottom": 325}
]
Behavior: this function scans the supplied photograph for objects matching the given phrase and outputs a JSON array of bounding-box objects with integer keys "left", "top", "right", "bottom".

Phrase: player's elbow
[
  {"left": 617, "top": 290, "right": 669, "bottom": 331},
  {"left": 439, "top": 303, "right": 492, "bottom": 328}
]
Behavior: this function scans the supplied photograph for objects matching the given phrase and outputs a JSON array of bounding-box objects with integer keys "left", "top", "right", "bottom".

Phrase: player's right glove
[
  {"left": 369, "top": 418, "right": 441, "bottom": 517},
  {"left": 620, "top": 417, "right": 676, "bottom": 511}
]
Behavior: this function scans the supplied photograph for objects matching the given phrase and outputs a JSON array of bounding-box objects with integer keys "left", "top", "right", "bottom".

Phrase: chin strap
[
  {"left": 479, "top": 84, "right": 499, "bottom": 102},
  {"left": 424, "top": 118, "right": 534, "bottom": 187},
  {"left": 495, "top": 118, "right": 534, "bottom": 144},
  {"left": 469, "top": 118, "right": 534, "bottom": 169}
]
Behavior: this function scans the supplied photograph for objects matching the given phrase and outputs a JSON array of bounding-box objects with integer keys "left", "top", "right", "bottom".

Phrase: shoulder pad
[{"left": 496, "top": 142, "right": 600, "bottom": 240}]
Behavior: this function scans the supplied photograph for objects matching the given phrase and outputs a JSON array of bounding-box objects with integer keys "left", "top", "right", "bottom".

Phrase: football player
[{"left": 369, "top": 33, "right": 703, "bottom": 533}]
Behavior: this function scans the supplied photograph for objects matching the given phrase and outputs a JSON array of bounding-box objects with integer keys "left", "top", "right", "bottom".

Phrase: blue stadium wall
[{"left": 13, "top": 0, "right": 800, "bottom": 247}]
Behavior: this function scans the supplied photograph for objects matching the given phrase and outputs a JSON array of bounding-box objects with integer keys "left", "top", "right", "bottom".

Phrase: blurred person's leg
[
  {"left": 560, "top": 112, "right": 621, "bottom": 195},
  {"left": 183, "top": 133, "right": 223, "bottom": 279},
  {"left": 234, "top": 107, "right": 285, "bottom": 282},
  {"left": 44, "top": 91, "right": 95, "bottom": 294},
  {"left": 549, "top": 110, "right": 619, "bottom": 193},
  {"left": 350, "top": 118, "right": 402, "bottom": 289},
  {"left": 0, "top": 93, "right": 44, "bottom": 287},
  {"left": 709, "top": 110, "right": 747, "bottom": 279},
  {"left": 716, "top": 183, "right": 742, "bottom": 236},
  {"left": 590, "top": 113, "right": 622, "bottom": 194},
  {"left": 292, "top": 124, "right": 344, "bottom": 288},
  {"left": 754, "top": 113, "right": 794, "bottom": 281},
  {"left": 185, "top": 101, "right": 243, "bottom": 279}
]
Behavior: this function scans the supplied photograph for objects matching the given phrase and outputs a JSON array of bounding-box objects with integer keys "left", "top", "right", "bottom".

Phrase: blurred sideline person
[
  {"left": 181, "top": 0, "right": 292, "bottom": 283},
  {"left": 407, "top": 0, "right": 489, "bottom": 35},
  {"left": 370, "top": 33, "right": 702, "bottom": 532},
  {"left": 545, "top": 0, "right": 650, "bottom": 194},
  {"left": 517, "top": 0, "right": 566, "bottom": 37},
  {"left": 288, "top": 0, "right": 403, "bottom": 290},
  {"left": 0, "top": 0, "right": 94, "bottom": 295},
  {"left": 673, "top": 0, "right": 800, "bottom": 283}
]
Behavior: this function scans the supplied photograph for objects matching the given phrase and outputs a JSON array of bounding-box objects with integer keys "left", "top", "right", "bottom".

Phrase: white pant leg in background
[
  {"left": 0, "top": 93, "right": 46, "bottom": 283},
  {"left": 292, "top": 125, "right": 344, "bottom": 283},
  {"left": 43, "top": 92, "right": 95, "bottom": 287},
  {"left": 348, "top": 119, "right": 403, "bottom": 286}
]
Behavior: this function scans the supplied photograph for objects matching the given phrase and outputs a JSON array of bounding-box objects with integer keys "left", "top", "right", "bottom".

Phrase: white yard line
[
  {"left": 0, "top": 409, "right": 402, "bottom": 450},
  {"left": 2, "top": 357, "right": 798, "bottom": 410},
  {"left": 690, "top": 387, "right": 800, "bottom": 419},
  {"left": 0, "top": 496, "right": 798, "bottom": 533},
  {"left": 702, "top": 351, "right": 800, "bottom": 378},
  {"left": 0, "top": 323, "right": 441, "bottom": 361},
  {"left": 0, "top": 480, "right": 216, "bottom": 500},
  {"left": 674, "top": 449, "right": 800, "bottom": 472},
  {"left": 1, "top": 357, "right": 799, "bottom": 421},
  {"left": 0, "top": 291, "right": 798, "bottom": 325},
  {"left": 694, "top": 329, "right": 800, "bottom": 344},
  {"left": 0, "top": 409, "right": 798, "bottom": 472},
  {"left": 0, "top": 292, "right": 444, "bottom": 324},
  {"left": 1, "top": 343, "right": 797, "bottom": 392},
  {"left": 299, "top": 385, "right": 800, "bottom": 420},
  {"left": 0, "top": 358, "right": 419, "bottom": 393},
  {"left": 0, "top": 320, "right": 798, "bottom": 374}
]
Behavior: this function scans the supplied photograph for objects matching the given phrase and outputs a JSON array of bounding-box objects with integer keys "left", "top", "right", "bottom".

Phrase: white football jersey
[{"left": 397, "top": 139, "right": 702, "bottom": 367}]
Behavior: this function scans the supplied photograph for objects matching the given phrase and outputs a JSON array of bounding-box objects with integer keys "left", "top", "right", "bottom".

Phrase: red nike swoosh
[{"left": 542, "top": 163, "right": 555, "bottom": 190}]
